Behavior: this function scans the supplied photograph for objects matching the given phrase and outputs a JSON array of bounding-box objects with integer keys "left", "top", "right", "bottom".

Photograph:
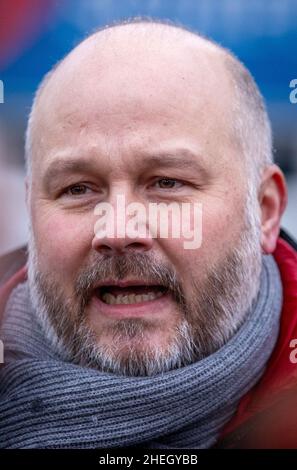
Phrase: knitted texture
[{"left": 0, "top": 255, "right": 282, "bottom": 449}]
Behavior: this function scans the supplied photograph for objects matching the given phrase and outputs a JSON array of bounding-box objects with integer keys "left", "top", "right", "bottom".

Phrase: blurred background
[{"left": 0, "top": 0, "right": 296, "bottom": 256}]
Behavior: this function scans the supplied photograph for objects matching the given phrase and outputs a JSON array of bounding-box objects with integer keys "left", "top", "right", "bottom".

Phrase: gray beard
[{"left": 27, "top": 205, "right": 262, "bottom": 377}]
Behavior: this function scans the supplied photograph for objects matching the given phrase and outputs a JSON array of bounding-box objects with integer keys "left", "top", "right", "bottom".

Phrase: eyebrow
[
  {"left": 42, "top": 149, "right": 208, "bottom": 190},
  {"left": 43, "top": 159, "right": 100, "bottom": 191},
  {"left": 140, "top": 151, "right": 208, "bottom": 173}
]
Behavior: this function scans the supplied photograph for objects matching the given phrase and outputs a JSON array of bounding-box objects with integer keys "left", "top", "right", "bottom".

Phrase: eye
[
  {"left": 154, "top": 178, "right": 184, "bottom": 189},
  {"left": 65, "top": 184, "right": 91, "bottom": 196}
]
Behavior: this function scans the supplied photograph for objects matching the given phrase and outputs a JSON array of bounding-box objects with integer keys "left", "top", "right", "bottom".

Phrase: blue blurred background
[{"left": 0, "top": 0, "right": 296, "bottom": 254}]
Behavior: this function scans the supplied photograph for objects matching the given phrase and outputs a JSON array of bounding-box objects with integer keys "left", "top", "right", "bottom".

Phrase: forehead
[{"left": 31, "top": 27, "right": 236, "bottom": 173}]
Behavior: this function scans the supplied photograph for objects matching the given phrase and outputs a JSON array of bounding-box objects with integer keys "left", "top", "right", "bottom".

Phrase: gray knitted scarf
[{"left": 0, "top": 255, "right": 282, "bottom": 449}]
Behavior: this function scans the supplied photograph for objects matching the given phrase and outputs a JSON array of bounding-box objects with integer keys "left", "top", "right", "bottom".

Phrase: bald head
[{"left": 25, "top": 19, "right": 272, "bottom": 192}]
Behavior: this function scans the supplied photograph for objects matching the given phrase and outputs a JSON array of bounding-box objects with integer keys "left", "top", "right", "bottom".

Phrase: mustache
[{"left": 74, "top": 252, "right": 186, "bottom": 307}]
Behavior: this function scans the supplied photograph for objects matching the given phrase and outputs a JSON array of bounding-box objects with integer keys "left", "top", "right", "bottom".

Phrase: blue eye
[{"left": 155, "top": 178, "right": 183, "bottom": 189}]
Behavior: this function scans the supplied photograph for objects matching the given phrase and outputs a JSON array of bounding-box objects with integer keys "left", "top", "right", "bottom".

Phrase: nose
[{"left": 92, "top": 193, "right": 154, "bottom": 255}]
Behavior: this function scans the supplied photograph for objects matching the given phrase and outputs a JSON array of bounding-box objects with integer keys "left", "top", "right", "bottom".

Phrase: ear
[{"left": 259, "top": 164, "right": 288, "bottom": 254}]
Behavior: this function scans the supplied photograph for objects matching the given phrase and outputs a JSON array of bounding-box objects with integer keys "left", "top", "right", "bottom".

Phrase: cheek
[
  {"left": 32, "top": 210, "right": 95, "bottom": 276},
  {"left": 159, "top": 196, "right": 244, "bottom": 277},
  {"left": 201, "top": 196, "right": 246, "bottom": 261}
]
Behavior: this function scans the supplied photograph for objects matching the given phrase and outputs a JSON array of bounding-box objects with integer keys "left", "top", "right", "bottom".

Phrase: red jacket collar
[
  {"left": 221, "top": 237, "right": 297, "bottom": 437},
  {"left": 0, "top": 265, "right": 27, "bottom": 317}
]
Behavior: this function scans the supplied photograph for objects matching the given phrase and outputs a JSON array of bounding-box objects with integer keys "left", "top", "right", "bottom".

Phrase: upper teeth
[{"left": 102, "top": 291, "right": 163, "bottom": 305}]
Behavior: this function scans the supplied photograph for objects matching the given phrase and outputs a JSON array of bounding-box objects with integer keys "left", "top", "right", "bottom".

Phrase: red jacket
[
  {"left": 218, "top": 234, "right": 297, "bottom": 448},
  {"left": 1, "top": 234, "right": 297, "bottom": 448}
]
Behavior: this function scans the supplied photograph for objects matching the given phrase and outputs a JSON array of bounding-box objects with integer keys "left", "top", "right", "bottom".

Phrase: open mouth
[{"left": 95, "top": 285, "right": 167, "bottom": 305}]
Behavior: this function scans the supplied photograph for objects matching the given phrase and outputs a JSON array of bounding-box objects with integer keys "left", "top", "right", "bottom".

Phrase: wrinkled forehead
[{"left": 30, "top": 25, "right": 237, "bottom": 174}]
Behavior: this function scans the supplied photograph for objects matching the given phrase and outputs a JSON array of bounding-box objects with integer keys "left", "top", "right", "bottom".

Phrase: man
[{"left": 0, "top": 19, "right": 296, "bottom": 449}]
